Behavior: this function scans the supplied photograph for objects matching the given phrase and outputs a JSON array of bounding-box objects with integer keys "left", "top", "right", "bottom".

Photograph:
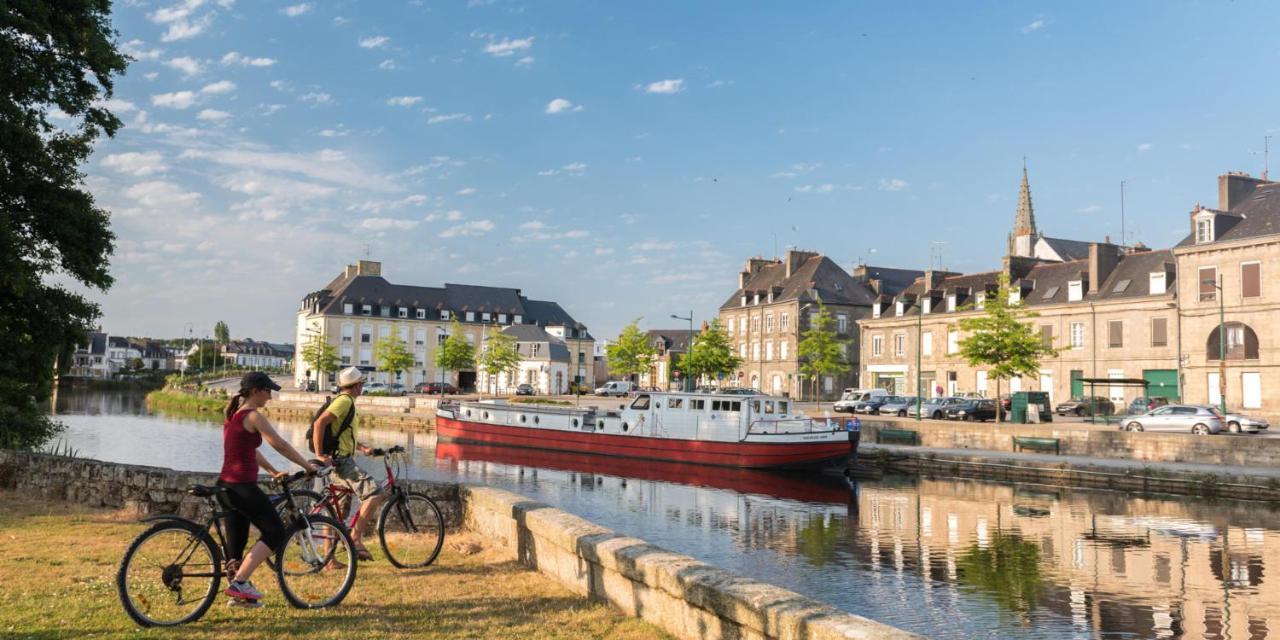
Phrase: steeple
[{"left": 1008, "top": 160, "right": 1038, "bottom": 257}]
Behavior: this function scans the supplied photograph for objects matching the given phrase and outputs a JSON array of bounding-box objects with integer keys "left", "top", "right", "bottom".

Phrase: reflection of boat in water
[
  {"left": 435, "top": 441, "right": 856, "bottom": 505},
  {"left": 435, "top": 391, "right": 851, "bottom": 469}
]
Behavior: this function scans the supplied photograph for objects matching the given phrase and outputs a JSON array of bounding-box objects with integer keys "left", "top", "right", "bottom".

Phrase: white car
[
  {"left": 594, "top": 381, "right": 634, "bottom": 397},
  {"left": 1223, "top": 412, "right": 1270, "bottom": 434}
]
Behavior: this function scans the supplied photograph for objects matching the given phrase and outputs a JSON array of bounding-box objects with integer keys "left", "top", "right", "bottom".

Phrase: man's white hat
[{"left": 337, "top": 367, "right": 364, "bottom": 388}]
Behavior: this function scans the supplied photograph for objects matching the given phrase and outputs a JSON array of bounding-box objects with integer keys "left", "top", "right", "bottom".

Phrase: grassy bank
[
  {"left": 0, "top": 491, "right": 668, "bottom": 639},
  {"left": 144, "top": 389, "right": 227, "bottom": 416}
]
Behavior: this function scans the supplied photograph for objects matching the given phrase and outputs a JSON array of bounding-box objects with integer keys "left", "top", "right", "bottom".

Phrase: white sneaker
[{"left": 225, "top": 580, "right": 264, "bottom": 601}]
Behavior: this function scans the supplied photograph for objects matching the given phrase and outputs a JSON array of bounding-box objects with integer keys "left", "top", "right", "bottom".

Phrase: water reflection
[{"left": 46, "top": 389, "right": 1280, "bottom": 639}]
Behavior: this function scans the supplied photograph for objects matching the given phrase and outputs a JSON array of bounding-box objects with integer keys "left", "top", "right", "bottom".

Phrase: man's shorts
[{"left": 332, "top": 456, "right": 381, "bottom": 500}]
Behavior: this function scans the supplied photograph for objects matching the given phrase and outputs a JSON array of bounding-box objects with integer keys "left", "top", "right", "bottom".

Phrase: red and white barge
[{"left": 435, "top": 391, "right": 852, "bottom": 469}]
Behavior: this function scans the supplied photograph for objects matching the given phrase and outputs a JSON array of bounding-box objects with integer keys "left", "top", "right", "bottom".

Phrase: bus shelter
[{"left": 1076, "top": 378, "right": 1150, "bottom": 424}]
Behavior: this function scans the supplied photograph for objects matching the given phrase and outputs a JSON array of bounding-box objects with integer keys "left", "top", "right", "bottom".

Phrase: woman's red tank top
[{"left": 219, "top": 408, "right": 262, "bottom": 483}]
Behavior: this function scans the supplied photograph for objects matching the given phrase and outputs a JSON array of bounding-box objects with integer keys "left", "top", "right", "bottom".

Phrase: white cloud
[
  {"left": 563, "top": 229, "right": 589, "bottom": 238},
  {"left": 439, "top": 220, "right": 494, "bottom": 238},
  {"left": 878, "top": 178, "right": 909, "bottom": 191},
  {"left": 151, "top": 90, "right": 199, "bottom": 109},
  {"left": 519, "top": 220, "right": 545, "bottom": 230},
  {"left": 197, "top": 108, "right": 231, "bottom": 122},
  {"left": 377, "top": 59, "right": 397, "bottom": 70},
  {"left": 1138, "top": 143, "right": 1153, "bottom": 152},
  {"left": 772, "top": 162, "right": 821, "bottom": 178},
  {"left": 269, "top": 80, "right": 289, "bottom": 92},
  {"left": 164, "top": 56, "right": 202, "bottom": 76},
  {"left": 261, "top": 103, "right": 286, "bottom": 115},
  {"left": 358, "top": 36, "right": 390, "bottom": 49},
  {"left": 221, "top": 52, "right": 276, "bottom": 67},
  {"left": 563, "top": 162, "right": 587, "bottom": 175},
  {"left": 121, "top": 39, "right": 163, "bottom": 61},
  {"left": 318, "top": 127, "right": 349, "bottom": 137},
  {"left": 593, "top": 247, "right": 614, "bottom": 256},
  {"left": 545, "top": 98, "right": 583, "bottom": 114},
  {"left": 144, "top": 72, "right": 159, "bottom": 81},
  {"left": 95, "top": 98, "right": 138, "bottom": 114},
  {"left": 643, "top": 78, "right": 685, "bottom": 94},
  {"left": 630, "top": 240, "right": 677, "bottom": 252},
  {"left": 483, "top": 37, "right": 533, "bottom": 57},
  {"left": 1022, "top": 19, "right": 1045, "bottom": 33},
  {"left": 456, "top": 187, "right": 477, "bottom": 196},
  {"left": 180, "top": 147, "right": 400, "bottom": 191},
  {"left": 281, "top": 3, "right": 311, "bottom": 17},
  {"left": 706, "top": 80, "right": 733, "bottom": 89},
  {"left": 299, "top": 92, "right": 333, "bottom": 105},
  {"left": 161, "top": 14, "right": 214, "bottom": 42},
  {"left": 427, "top": 113, "right": 470, "bottom": 124},
  {"left": 124, "top": 180, "right": 201, "bottom": 209},
  {"left": 537, "top": 169, "right": 560, "bottom": 177},
  {"left": 515, "top": 56, "right": 534, "bottom": 67},
  {"left": 200, "top": 80, "right": 236, "bottom": 95},
  {"left": 102, "top": 151, "right": 167, "bottom": 176},
  {"left": 361, "top": 217, "right": 420, "bottom": 231},
  {"left": 1078, "top": 204, "right": 1103, "bottom": 214},
  {"left": 387, "top": 96, "right": 422, "bottom": 107}
]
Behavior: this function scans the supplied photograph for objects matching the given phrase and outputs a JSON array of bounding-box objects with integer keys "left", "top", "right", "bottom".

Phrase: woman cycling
[{"left": 218, "top": 371, "right": 319, "bottom": 607}]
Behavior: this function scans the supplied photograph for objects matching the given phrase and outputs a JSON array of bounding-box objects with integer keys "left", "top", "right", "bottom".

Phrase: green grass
[
  {"left": 145, "top": 390, "right": 227, "bottom": 416},
  {"left": 0, "top": 491, "right": 668, "bottom": 639}
]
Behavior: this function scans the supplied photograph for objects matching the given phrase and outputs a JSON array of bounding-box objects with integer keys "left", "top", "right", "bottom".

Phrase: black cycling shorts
[{"left": 216, "top": 480, "right": 287, "bottom": 560}]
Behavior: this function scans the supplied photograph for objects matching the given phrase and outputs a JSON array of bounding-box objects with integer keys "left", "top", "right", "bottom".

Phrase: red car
[{"left": 414, "top": 382, "right": 459, "bottom": 394}]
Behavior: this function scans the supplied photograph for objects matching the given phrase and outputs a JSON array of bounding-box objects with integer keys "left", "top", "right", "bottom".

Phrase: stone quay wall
[{"left": 463, "top": 485, "right": 923, "bottom": 640}]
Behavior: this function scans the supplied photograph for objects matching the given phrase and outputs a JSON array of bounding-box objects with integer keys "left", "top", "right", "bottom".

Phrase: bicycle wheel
[
  {"left": 116, "top": 521, "right": 221, "bottom": 627},
  {"left": 275, "top": 514, "right": 357, "bottom": 609},
  {"left": 378, "top": 491, "right": 445, "bottom": 569}
]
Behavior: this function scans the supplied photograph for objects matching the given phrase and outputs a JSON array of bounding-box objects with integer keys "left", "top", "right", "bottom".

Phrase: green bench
[
  {"left": 1012, "top": 436, "right": 1061, "bottom": 455},
  {"left": 877, "top": 428, "right": 920, "bottom": 446}
]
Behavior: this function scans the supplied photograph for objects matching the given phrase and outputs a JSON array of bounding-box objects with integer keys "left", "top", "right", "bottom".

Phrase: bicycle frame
[{"left": 309, "top": 447, "right": 409, "bottom": 528}]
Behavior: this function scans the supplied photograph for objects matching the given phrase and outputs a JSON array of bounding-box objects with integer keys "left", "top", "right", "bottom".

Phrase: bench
[
  {"left": 876, "top": 428, "right": 920, "bottom": 446},
  {"left": 1012, "top": 436, "right": 1061, "bottom": 455}
]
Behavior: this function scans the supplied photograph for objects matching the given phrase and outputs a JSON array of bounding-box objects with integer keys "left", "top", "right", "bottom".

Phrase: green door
[
  {"left": 1070, "top": 370, "right": 1084, "bottom": 398},
  {"left": 1143, "top": 369, "right": 1179, "bottom": 400}
]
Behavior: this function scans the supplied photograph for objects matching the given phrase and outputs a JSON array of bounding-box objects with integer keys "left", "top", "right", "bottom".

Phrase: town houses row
[{"left": 70, "top": 333, "right": 293, "bottom": 377}]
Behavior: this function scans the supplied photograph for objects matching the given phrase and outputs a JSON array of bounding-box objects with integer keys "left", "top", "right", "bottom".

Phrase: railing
[{"left": 744, "top": 417, "right": 840, "bottom": 437}]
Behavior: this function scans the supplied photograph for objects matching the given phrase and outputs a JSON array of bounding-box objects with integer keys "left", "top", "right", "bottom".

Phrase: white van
[
  {"left": 594, "top": 381, "right": 635, "bottom": 397},
  {"left": 834, "top": 388, "right": 889, "bottom": 413}
]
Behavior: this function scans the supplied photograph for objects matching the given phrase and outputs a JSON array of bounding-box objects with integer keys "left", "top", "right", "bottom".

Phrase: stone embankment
[{"left": 0, "top": 450, "right": 920, "bottom": 640}]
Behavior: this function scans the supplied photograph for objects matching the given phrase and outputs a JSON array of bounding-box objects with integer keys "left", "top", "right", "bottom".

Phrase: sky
[{"left": 79, "top": 0, "right": 1280, "bottom": 343}]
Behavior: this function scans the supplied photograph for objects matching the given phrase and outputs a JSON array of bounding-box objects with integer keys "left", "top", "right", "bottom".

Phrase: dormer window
[
  {"left": 767, "top": 292, "right": 774, "bottom": 303},
  {"left": 895, "top": 300, "right": 904, "bottom": 316},
  {"left": 344, "top": 303, "right": 354, "bottom": 315},
  {"left": 1148, "top": 272, "right": 1166, "bottom": 295},
  {"left": 946, "top": 295, "right": 956, "bottom": 312},
  {"left": 416, "top": 309, "right": 426, "bottom": 319},
  {"left": 481, "top": 312, "right": 491, "bottom": 322},
  {"left": 975, "top": 292, "right": 986, "bottom": 310},
  {"left": 753, "top": 293, "right": 760, "bottom": 305},
  {"left": 498, "top": 313, "right": 507, "bottom": 323},
  {"left": 872, "top": 302, "right": 881, "bottom": 319},
  {"left": 361, "top": 304, "right": 372, "bottom": 316},
  {"left": 1068, "top": 281, "right": 1083, "bottom": 302},
  {"left": 1196, "top": 217, "right": 1214, "bottom": 244},
  {"left": 466, "top": 311, "right": 475, "bottom": 322},
  {"left": 398, "top": 308, "right": 408, "bottom": 318},
  {"left": 740, "top": 295, "right": 747, "bottom": 307},
  {"left": 441, "top": 310, "right": 451, "bottom": 321},
  {"left": 1009, "top": 288, "right": 1021, "bottom": 304},
  {"left": 923, "top": 298, "right": 932, "bottom": 315},
  {"left": 513, "top": 314, "right": 522, "bottom": 324}
]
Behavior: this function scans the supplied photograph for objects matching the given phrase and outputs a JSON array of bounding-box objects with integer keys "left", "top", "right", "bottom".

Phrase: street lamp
[
  {"left": 1201, "top": 276, "right": 1227, "bottom": 414},
  {"left": 797, "top": 303, "right": 813, "bottom": 401},
  {"left": 671, "top": 312, "right": 693, "bottom": 391},
  {"left": 916, "top": 297, "right": 923, "bottom": 422}
]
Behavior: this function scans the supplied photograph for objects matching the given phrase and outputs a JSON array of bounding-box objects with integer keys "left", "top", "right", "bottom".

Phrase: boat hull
[{"left": 436, "top": 415, "right": 850, "bottom": 469}]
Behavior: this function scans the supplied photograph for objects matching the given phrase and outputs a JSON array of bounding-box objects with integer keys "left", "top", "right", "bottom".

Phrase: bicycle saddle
[{"left": 188, "top": 485, "right": 227, "bottom": 497}]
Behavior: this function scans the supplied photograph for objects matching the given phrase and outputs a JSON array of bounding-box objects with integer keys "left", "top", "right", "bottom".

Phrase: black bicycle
[{"left": 115, "top": 468, "right": 358, "bottom": 627}]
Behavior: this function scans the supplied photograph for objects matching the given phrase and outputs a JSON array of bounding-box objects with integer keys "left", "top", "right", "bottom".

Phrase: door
[
  {"left": 1143, "top": 369, "right": 1178, "bottom": 400},
  {"left": 1070, "top": 370, "right": 1084, "bottom": 399},
  {"left": 1143, "top": 407, "right": 1175, "bottom": 431},
  {"left": 1208, "top": 372, "right": 1222, "bottom": 407},
  {"left": 1243, "top": 372, "right": 1262, "bottom": 409},
  {"left": 976, "top": 371, "right": 988, "bottom": 396},
  {"left": 1108, "top": 370, "right": 1125, "bottom": 405},
  {"left": 1039, "top": 372, "right": 1053, "bottom": 406}
]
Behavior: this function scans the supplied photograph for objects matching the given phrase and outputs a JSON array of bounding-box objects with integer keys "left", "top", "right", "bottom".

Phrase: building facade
[
  {"left": 221, "top": 339, "right": 293, "bottom": 369},
  {"left": 477, "top": 324, "right": 573, "bottom": 395},
  {"left": 639, "top": 329, "right": 695, "bottom": 391},
  {"left": 294, "top": 261, "right": 595, "bottom": 390}
]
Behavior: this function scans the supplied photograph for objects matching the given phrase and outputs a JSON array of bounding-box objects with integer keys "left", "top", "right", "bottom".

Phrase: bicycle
[
  {"left": 280, "top": 445, "right": 445, "bottom": 569},
  {"left": 115, "top": 467, "right": 358, "bottom": 627}
]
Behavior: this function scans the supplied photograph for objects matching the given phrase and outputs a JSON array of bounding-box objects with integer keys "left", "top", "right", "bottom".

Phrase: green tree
[
  {"left": 957, "top": 273, "right": 1058, "bottom": 422},
  {"left": 796, "top": 302, "right": 848, "bottom": 401},
  {"left": 187, "top": 343, "right": 221, "bottom": 370},
  {"left": 300, "top": 336, "right": 339, "bottom": 388},
  {"left": 606, "top": 319, "right": 656, "bottom": 382},
  {"left": 477, "top": 328, "right": 521, "bottom": 396},
  {"left": 434, "top": 321, "right": 476, "bottom": 395},
  {"left": 0, "top": 1, "right": 128, "bottom": 449},
  {"left": 678, "top": 320, "right": 741, "bottom": 388},
  {"left": 129, "top": 357, "right": 144, "bottom": 373},
  {"left": 214, "top": 321, "right": 230, "bottom": 344},
  {"left": 374, "top": 334, "right": 414, "bottom": 383}
]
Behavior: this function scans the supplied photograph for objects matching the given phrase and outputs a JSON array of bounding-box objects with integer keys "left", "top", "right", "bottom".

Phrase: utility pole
[
  {"left": 915, "top": 299, "right": 922, "bottom": 423},
  {"left": 1217, "top": 275, "right": 1227, "bottom": 414}
]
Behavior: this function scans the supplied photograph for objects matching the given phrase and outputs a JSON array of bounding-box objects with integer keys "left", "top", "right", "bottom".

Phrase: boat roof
[{"left": 641, "top": 391, "right": 789, "bottom": 401}]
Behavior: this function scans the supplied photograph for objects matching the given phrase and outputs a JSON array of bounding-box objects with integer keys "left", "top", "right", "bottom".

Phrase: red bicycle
[{"left": 280, "top": 445, "right": 445, "bottom": 569}]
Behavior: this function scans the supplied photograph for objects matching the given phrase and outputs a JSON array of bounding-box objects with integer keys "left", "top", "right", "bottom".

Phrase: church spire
[{"left": 1008, "top": 160, "right": 1038, "bottom": 257}]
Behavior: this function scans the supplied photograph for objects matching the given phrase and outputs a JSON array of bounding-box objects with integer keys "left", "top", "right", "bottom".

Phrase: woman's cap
[
  {"left": 337, "top": 367, "right": 364, "bottom": 387},
  {"left": 240, "top": 371, "right": 282, "bottom": 392}
]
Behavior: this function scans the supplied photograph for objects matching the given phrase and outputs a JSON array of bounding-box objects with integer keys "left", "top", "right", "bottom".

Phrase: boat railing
[{"left": 745, "top": 417, "right": 842, "bottom": 436}]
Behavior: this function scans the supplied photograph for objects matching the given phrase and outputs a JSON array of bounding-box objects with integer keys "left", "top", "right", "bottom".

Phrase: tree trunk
[{"left": 996, "top": 377, "right": 1003, "bottom": 424}]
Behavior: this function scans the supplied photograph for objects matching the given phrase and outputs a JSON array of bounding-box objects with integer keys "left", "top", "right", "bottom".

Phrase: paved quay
[{"left": 863, "top": 442, "right": 1280, "bottom": 478}]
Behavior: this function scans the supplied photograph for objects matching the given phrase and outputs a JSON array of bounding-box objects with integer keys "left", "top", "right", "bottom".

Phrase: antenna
[
  {"left": 363, "top": 242, "right": 372, "bottom": 259},
  {"left": 1120, "top": 180, "right": 1126, "bottom": 248}
]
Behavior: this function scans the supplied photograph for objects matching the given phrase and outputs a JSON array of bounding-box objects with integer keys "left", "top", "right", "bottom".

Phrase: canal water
[{"left": 47, "top": 389, "right": 1280, "bottom": 639}]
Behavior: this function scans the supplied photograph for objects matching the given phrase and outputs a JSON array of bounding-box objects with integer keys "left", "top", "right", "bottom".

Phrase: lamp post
[
  {"left": 671, "top": 312, "right": 693, "bottom": 391},
  {"left": 1202, "top": 275, "right": 1227, "bottom": 414},
  {"left": 916, "top": 299, "right": 923, "bottom": 422},
  {"left": 797, "top": 303, "right": 812, "bottom": 401}
]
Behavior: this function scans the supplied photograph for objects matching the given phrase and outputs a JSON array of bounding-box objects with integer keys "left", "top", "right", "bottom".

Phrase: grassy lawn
[{"left": 0, "top": 491, "right": 668, "bottom": 639}]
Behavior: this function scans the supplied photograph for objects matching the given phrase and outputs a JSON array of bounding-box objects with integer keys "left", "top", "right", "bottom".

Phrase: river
[{"left": 45, "top": 389, "right": 1280, "bottom": 639}]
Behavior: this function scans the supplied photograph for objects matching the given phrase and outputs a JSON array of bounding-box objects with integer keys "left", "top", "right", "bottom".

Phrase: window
[
  {"left": 340, "top": 345, "right": 352, "bottom": 365},
  {"left": 1068, "top": 281, "right": 1083, "bottom": 302},
  {"left": 1070, "top": 322, "right": 1084, "bottom": 349},
  {"left": 1199, "top": 267, "right": 1217, "bottom": 302},
  {"left": 669, "top": 398, "right": 684, "bottom": 409},
  {"left": 975, "top": 292, "right": 986, "bottom": 310},
  {"left": 532, "top": 343, "right": 541, "bottom": 356},
  {"left": 780, "top": 340, "right": 789, "bottom": 359},
  {"left": 466, "top": 311, "right": 475, "bottom": 322},
  {"left": 416, "top": 309, "right": 426, "bottom": 319},
  {"left": 778, "top": 401, "right": 789, "bottom": 414},
  {"left": 895, "top": 301, "right": 904, "bottom": 316},
  {"left": 1149, "top": 272, "right": 1167, "bottom": 296},
  {"left": 498, "top": 313, "right": 507, "bottom": 323},
  {"left": 739, "top": 343, "right": 747, "bottom": 359},
  {"left": 837, "top": 314, "right": 848, "bottom": 333},
  {"left": 630, "top": 394, "right": 650, "bottom": 410},
  {"left": 437, "top": 333, "right": 448, "bottom": 345},
  {"left": 765, "top": 314, "right": 774, "bottom": 332},
  {"left": 513, "top": 314, "right": 522, "bottom": 324},
  {"left": 482, "top": 312, "right": 491, "bottom": 322},
  {"left": 361, "top": 304, "right": 372, "bottom": 316},
  {"left": 690, "top": 399, "right": 705, "bottom": 410},
  {"left": 752, "top": 343, "right": 760, "bottom": 361},
  {"left": 1196, "top": 217, "right": 1213, "bottom": 244},
  {"left": 398, "top": 308, "right": 408, "bottom": 318},
  {"left": 380, "top": 306, "right": 390, "bottom": 317},
  {"left": 1040, "top": 325, "right": 1053, "bottom": 348},
  {"left": 1242, "top": 262, "right": 1261, "bottom": 298},
  {"left": 343, "top": 303, "right": 354, "bottom": 314},
  {"left": 872, "top": 303, "right": 881, "bottom": 319},
  {"left": 922, "top": 332, "right": 933, "bottom": 356},
  {"left": 360, "top": 326, "right": 372, "bottom": 343},
  {"left": 765, "top": 342, "right": 773, "bottom": 361},
  {"left": 780, "top": 313, "right": 789, "bottom": 330},
  {"left": 1151, "top": 318, "right": 1168, "bottom": 347},
  {"left": 466, "top": 334, "right": 476, "bottom": 344},
  {"left": 894, "top": 334, "right": 905, "bottom": 356},
  {"left": 739, "top": 317, "right": 747, "bottom": 333},
  {"left": 1112, "top": 279, "right": 1132, "bottom": 293},
  {"left": 1108, "top": 320, "right": 1123, "bottom": 348},
  {"left": 379, "top": 325, "right": 390, "bottom": 339},
  {"left": 947, "top": 330, "right": 958, "bottom": 354},
  {"left": 441, "top": 310, "right": 451, "bottom": 321},
  {"left": 872, "top": 335, "right": 883, "bottom": 357},
  {"left": 359, "top": 346, "right": 371, "bottom": 366},
  {"left": 923, "top": 298, "right": 932, "bottom": 315},
  {"left": 1042, "top": 286, "right": 1059, "bottom": 300},
  {"left": 341, "top": 323, "right": 354, "bottom": 342}
]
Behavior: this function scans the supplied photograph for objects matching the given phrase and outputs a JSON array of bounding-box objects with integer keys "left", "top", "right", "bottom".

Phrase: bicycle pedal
[{"left": 227, "top": 597, "right": 264, "bottom": 609}]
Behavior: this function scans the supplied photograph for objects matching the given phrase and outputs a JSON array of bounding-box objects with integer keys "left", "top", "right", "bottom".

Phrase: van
[
  {"left": 834, "top": 388, "right": 888, "bottom": 413},
  {"left": 594, "top": 381, "right": 635, "bottom": 397}
]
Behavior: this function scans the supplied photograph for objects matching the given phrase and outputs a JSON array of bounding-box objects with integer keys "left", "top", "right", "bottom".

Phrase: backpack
[{"left": 305, "top": 393, "right": 356, "bottom": 455}]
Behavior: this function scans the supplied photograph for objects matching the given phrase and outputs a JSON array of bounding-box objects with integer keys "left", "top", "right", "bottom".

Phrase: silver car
[
  {"left": 1223, "top": 412, "right": 1270, "bottom": 434},
  {"left": 906, "top": 396, "right": 966, "bottom": 420},
  {"left": 877, "top": 396, "right": 916, "bottom": 417},
  {"left": 1120, "top": 404, "right": 1224, "bottom": 435}
]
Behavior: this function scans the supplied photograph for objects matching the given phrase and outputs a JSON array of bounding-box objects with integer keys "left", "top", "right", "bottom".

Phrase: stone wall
[{"left": 463, "top": 485, "right": 923, "bottom": 640}]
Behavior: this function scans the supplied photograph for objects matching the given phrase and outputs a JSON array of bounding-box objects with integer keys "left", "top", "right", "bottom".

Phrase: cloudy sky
[{"left": 84, "top": 0, "right": 1280, "bottom": 343}]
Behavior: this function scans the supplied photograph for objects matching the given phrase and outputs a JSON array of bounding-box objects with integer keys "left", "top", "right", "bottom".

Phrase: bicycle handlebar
[
  {"left": 368, "top": 445, "right": 406, "bottom": 457},
  {"left": 277, "top": 465, "right": 332, "bottom": 486}
]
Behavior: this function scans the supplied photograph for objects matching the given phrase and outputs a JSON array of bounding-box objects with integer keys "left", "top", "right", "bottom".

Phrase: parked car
[
  {"left": 298, "top": 379, "right": 318, "bottom": 392},
  {"left": 595, "top": 381, "right": 635, "bottom": 397},
  {"left": 852, "top": 396, "right": 894, "bottom": 414},
  {"left": 1119, "top": 404, "right": 1224, "bottom": 435},
  {"left": 515, "top": 383, "right": 535, "bottom": 396},
  {"left": 1127, "top": 396, "right": 1171, "bottom": 415},
  {"left": 1222, "top": 411, "right": 1270, "bottom": 434},
  {"left": 878, "top": 396, "right": 917, "bottom": 417},
  {"left": 385, "top": 383, "right": 408, "bottom": 397},
  {"left": 364, "top": 382, "right": 387, "bottom": 393},
  {"left": 1056, "top": 396, "right": 1115, "bottom": 417},
  {"left": 415, "top": 381, "right": 459, "bottom": 395},
  {"left": 906, "top": 397, "right": 967, "bottom": 420},
  {"left": 945, "top": 399, "right": 997, "bottom": 422},
  {"left": 834, "top": 389, "right": 889, "bottom": 413}
]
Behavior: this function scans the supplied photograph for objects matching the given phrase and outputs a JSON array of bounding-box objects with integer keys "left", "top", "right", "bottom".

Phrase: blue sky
[{"left": 86, "top": 0, "right": 1280, "bottom": 343}]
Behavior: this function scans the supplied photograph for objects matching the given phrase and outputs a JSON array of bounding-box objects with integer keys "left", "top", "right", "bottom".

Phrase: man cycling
[{"left": 311, "top": 367, "right": 384, "bottom": 561}]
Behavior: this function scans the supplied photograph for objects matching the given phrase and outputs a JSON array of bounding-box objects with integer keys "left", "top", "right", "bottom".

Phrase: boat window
[
  {"left": 777, "top": 401, "right": 788, "bottom": 414},
  {"left": 519, "top": 414, "right": 526, "bottom": 423},
  {"left": 630, "top": 394, "right": 651, "bottom": 410},
  {"left": 669, "top": 398, "right": 683, "bottom": 409},
  {"left": 765, "top": 401, "right": 775, "bottom": 414},
  {"left": 572, "top": 418, "right": 579, "bottom": 428},
  {"left": 711, "top": 400, "right": 721, "bottom": 411},
  {"left": 729, "top": 401, "right": 741, "bottom": 412},
  {"left": 655, "top": 401, "right": 662, "bottom": 409},
  {"left": 598, "top": 420, "right": 605, "bottom": 429},
  {"left": 752, "top": 400, "right": 761, "bottom": 413},
  {"left": 691, "top": 399, "right": 705, "bottom": 410}
]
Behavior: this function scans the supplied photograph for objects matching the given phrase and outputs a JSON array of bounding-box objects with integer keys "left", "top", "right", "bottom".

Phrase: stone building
[
  {"left": 638, "top": 329, "right": 695, "bottom": 391},
  {"left": 294, "top": 261, "right": 594, "bottom": 390},
  {"left": 476, "top": 324, "right": 573, "bottom": 395},
  {"left": 717, "top": 249, "right": 920, "bottom": 399}
]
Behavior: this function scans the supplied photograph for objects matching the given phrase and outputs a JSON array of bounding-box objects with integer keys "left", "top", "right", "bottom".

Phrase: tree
[
  {"left": 300, "top": 336, "right": 339, "bottom": 387},
  {"left": 477, "top": 328, "right": 521, "bottom": 396},
  {"left": 796, "top": 302, "right": 848, "bottom": 401},
  {"left": 678, "top": 320, "right": 741, "bottom": 388},
  {"left": 187, "top": 343, "right": 221, "bottom": 370},
  {"left": 374, "top": 334, "right": 414, "bottom": 383},
  {"left": 606, "top": 319, "right": 655, "bottom": 382},
  {"left": 0, "top": 2, "right": 128, "bottom": 449},
  {"left": 214, "top": 321, "right": 230, "bottom": 344},
  {"left": 957, "top": 273, "right": 1058, "bottom": 423},
  {"left": 435, "top": 321, "right": 476, "bottom": 395}
]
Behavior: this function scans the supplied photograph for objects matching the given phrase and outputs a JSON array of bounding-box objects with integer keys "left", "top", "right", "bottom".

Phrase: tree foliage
[
  {"left": 796, "top": 302, "right": 847, "bottom": 397},
  {"left": 187, "top": 343, "right": 222, "bottom": 370},
  {"left": 606, "top": 319, "right": 655, "bottom": 380},
  {"left": 300, "top": 336, "right": 339, "bottom": 382},
  {"left": 0, "top": 1, "right": 128, "bottom": 448},
  {"left": 957, "top": 273, "right": 1058, "bottom": 422},
  {"left": 678, "top": 320, "right": 741, "bottom": 385},
  {"left": 214, "top": 321, "right": 230, "bottom": 344},
  {"left": 477, "top": 328, "right": 521, "bottom": 394},
  {"left": 374, "top": 334, "right": 414, "bottom": 381},
  {"left": 435, "top": 321, "right": 476, "bottom": 390}
]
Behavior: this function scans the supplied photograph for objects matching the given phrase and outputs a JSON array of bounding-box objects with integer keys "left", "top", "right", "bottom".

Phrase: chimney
[
  {"left": 357, "top": 260, "right": 382, "bottom": 276},
  {"left": 740, "top": 257, "right": 774, "bottom": 288},
  {"left": 1219, "top": 171, "right": 1274, "bottom": 210},
  {"left": 784, "top": 249, "right": 818, "bottom": 279},
  {"left": 344, "top": 264, "right": 356, "bottom": 278},
  {"left": 922, "top": 269, "right": 947, "bottom": 291},
  {"left": 1088, "top": 241, "right": 1121, "bottom": 291}
]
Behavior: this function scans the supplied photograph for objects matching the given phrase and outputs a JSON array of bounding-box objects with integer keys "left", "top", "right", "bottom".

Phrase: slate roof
[
  {"left": 857, "top": 266, "right": 925, "bottom": 296},
  {"left": 83, "top": 332, "right": 107, "bottom": 355},
  {"left": 1176, "top": 184, "right": 1280, "bottom": 246},
  {"left": 1039, "top": 236, "right": 1092, "bottom": 261},
  {"left": 720, "top": 255, "right": 877, "bottom": 310},
  {"left": 500, "top": 325, "right": 571, "bottom": 361},
  {"left": 646, "top": 329, "right": 694, "bottom": 352},
  {"left": 1092, "top": 249, "right": 1176, "bottom": 300}
]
